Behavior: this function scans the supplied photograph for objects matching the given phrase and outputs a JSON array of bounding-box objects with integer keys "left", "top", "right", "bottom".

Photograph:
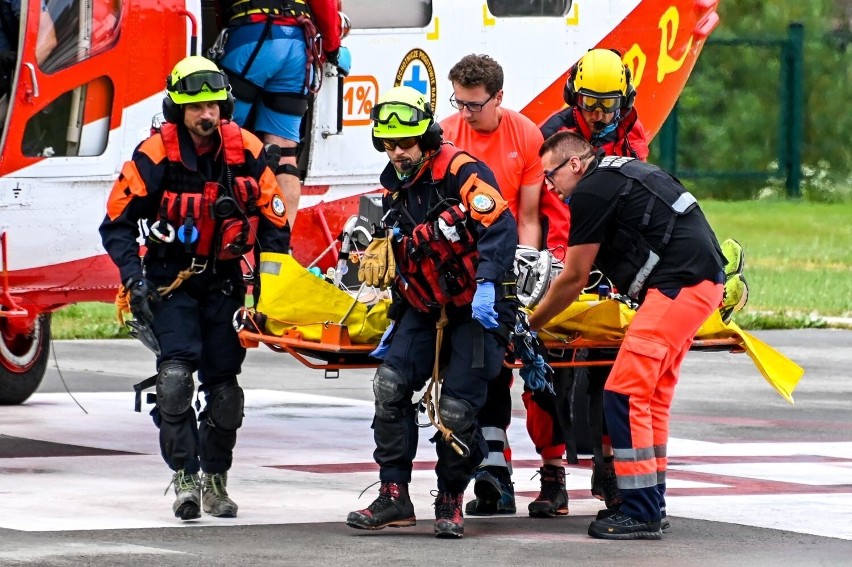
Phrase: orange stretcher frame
[{"left": 238, "top": 323, "right": 746, "bottom": 375}]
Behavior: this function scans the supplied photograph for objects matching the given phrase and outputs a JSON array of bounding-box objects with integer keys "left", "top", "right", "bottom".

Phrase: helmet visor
[
  {"left": 576, "top": 93, "right": 621, "bottom": 113},
  {"left": 172, "top": 70, "right": 229, "bottom": 95},
  {"left": 370, "top": 102, "right": 429, "bottom": 126}
]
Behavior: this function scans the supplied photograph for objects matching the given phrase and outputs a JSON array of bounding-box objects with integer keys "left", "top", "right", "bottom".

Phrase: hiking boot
[
  {"left": 346, "top": 482, "right": 416, "bottom": 530},
  {"left": 202, "top": 472, "right": 238, "bottom": 518},
  {"left": 464, "top": 467, "right": 516, "bottom": 516},
  {"left": 588, "top": 510, "right": 662, "bottom": 540},
  {"left": 528, "top": 465, "right": 569, "bottom": 518},
  {"left": 434, "top": 492, "right": 465, "bottom": 538},
  {"left": 591, "top": 459, "right": 622, "bottom": 509},
  {"left": 169, "top": 469, "right": 201, "bottom": 520}
]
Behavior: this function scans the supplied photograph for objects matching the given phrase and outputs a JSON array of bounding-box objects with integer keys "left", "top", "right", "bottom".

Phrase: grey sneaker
[
  {"left": 202, "top": 472, "right": 239, "bottom": 517},
  {"left": 169, "top": 469, "right": 201, "bottom": 520}
]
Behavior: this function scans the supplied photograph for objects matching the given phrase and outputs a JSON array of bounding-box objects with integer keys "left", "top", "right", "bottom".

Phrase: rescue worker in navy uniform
[
  {"left": 345, "top": 86, "right": 518, "bottom": 539},
  {"left": 99, "top": 56, "right": 290, "bottom": 521},
  {"left": 529, "top": 131, "right": 725, "bottom": 540}
]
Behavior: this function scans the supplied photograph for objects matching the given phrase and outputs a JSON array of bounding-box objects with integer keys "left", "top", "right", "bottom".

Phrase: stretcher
[{"left": 239, "top": 253, "right": 804, "bottom": 403}]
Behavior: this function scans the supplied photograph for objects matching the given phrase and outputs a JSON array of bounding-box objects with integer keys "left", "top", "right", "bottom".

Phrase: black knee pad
[
  {"left": 156, "top": 360, "right": 194, "bottom": 417},
  {"left": 373, "top": 364, "right": 411, "bottom": 421},
  {"left": 206, "top": 380, "right": 245, "bottom": 431},
  {"left": 438, "top": 395, "right": 476, "bottom": 435}
]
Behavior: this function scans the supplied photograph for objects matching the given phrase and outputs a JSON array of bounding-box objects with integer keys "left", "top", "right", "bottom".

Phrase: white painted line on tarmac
[{"left": 1, "top": 391, "right": 849, "bottom": 539}]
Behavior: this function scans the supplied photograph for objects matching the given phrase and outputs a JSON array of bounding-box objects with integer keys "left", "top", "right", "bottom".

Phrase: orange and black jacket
[
  {"left": 380, "top": 143, "right": 518, "bottom": 289},
  {"left": 540, "top": 106, "right": 650, "bottom": 161},
  {"left": 99, "top": 121, "right": 289, "bottom": 284}
]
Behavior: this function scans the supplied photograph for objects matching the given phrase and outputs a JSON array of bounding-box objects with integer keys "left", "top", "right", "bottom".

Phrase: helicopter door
[{"left": 0, "top": 0, "right": 121, "bottom": 178}]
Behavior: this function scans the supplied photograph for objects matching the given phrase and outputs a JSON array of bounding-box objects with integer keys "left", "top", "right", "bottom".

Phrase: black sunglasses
[
  {"left": 543, "top": 157, "right": 572, "bottom": 185},
  {"left": 449, "top": 93, "right": 493, "bottom": 112},
  {"left": 544, "top": 152, "right": 594, "bottom": 184}
]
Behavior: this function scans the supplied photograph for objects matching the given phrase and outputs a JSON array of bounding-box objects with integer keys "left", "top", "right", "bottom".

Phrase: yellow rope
[
  {"left": 421, "top": 306, "right": 466, "bottom": 456},
  {"left": 113, "top": 269, "right": 196, "bottom": 325}
]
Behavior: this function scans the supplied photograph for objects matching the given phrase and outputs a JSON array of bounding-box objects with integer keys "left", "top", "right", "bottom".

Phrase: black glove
[{"left": 126, "top": 276, "right": 160, "bottom": 328}]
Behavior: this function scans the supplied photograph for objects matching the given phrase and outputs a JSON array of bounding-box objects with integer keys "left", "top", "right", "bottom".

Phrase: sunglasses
[
  {"left": 449, "top": 93, "right": 493, "bottom": 112},
  {"left": 576, "top": 92, "right": 621, "bottom": 113},
  {"left": 543, "top": 152, "right": 594, "bottom": 184},
  {"left": 370, "top": 103, "right": 430, "bottom": 125},
  {"left": 381, "top": 137, "right": 419, "bottom": 151},
  {"left": 169, "top": 70, "right": 229, "bottom": 95}
]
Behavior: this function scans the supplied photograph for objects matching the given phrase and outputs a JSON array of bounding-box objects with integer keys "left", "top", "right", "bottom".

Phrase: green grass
[
  {"left": 52, "top": 200, "right": 851, "bottom": 338},
  {"left": 702, "top": 200, "right": 852, "bottom": 319},
  {"left": 52, "top": 303, "right": 130, "bottom": 340}
]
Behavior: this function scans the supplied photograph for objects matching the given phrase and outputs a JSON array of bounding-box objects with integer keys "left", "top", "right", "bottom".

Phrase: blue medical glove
[
  {"left": 369, "top": 321, "right": 394, "bottom": 359},
  {"left": 471, "top": 281, "right": 498, "bottom": 329},
  {"left": 330, "top": 46, "right": 351, "bottom": 76}
]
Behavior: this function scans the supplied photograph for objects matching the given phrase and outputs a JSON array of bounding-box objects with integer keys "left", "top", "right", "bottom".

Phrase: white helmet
[{"left": 514, "top": 246, "right": 563, "bottom": 308}]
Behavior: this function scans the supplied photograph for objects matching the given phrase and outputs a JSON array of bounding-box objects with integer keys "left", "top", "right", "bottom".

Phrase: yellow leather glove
[
  {"left": 382, "top": 240, "right": 396, "bottom": 289},
  {"left": 358, "top": 236, "right": 391, "bottom": 288}
]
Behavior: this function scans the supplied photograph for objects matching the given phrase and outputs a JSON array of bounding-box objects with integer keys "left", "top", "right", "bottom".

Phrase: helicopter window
[
  {"left": 486, "top": 0, "right": 570, "bottom": 17},
  {"left": 341, "top": 0, "right": 432, "bottom": 29},
  {"left": 40, "top": 0, "right": 122, "bottom": 74},
  {"left": 21, "top": 75, "right": 111, "bottom": 157}
]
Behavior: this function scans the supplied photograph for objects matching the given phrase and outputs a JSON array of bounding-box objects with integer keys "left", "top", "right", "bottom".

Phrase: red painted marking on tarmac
[
  {"left": 270, "top": 455, "right": 850, "bottom": 474},
  {"left": 271, "top": 454, "right": 852, "bottom": 499},
  {"left": 672, "top": 414, "right": 852, "bottom": 430}
]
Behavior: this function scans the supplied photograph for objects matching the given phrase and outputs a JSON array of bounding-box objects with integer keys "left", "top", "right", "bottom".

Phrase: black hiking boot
[
  {"left": 346, "top": 482, "right": 416, "bottom": 530},
  {"left": 434, "top": 492, "right": 465, "bottom": 538},
  {"left": 591, "top": 458, "right": 623, "bottom": 509},
  {"left": 464, "top": 466, "right": 516, "bottom": 516},
  {"left": 588, "top": 510, "right": 662, "bottom": 540},
  {"left": 528, "top": 465, "right": 569, "bottom": 518}
]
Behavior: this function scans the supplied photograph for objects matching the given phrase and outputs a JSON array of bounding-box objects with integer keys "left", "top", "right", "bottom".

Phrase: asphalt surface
[{"left": 0, "top": 329, "right": 850, "bottom": 567}]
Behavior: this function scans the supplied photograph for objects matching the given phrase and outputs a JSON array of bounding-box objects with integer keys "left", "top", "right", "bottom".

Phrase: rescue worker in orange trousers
[
  {"left": 528, "top": 131, "right": 725, "bottom": 540},
  {"left": 99, "top": 56, "right": 290, "bottom": 521},
  {"left": 440, "top": 53, "right": 571, "bottom": 518},
  {"left": 345, "top": 86, "right": 519, "bottom": 539},
  {"left": 541, "top": 48, "right": 652, "bottom": 513}
]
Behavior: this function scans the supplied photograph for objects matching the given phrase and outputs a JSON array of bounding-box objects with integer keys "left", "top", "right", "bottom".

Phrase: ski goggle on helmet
[
  {"left": 572, "top": 49, "right": 628, "bottom": 113},
  {"left": 371, "top": 86, "right": 433, "bottom": 139},
  {"left": 166, "top": 56, "right": 230, "bottom": 105}
]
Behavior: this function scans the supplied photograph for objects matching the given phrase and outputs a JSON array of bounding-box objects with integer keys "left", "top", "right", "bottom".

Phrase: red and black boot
[
  {"left": 433, "top": 492, "right": 465, "bottom": 538},
  {"left": 528, "top": 465, "right": 569, "bottom": 518},
  {"left": 346, "top": 482, "right": 416, "bottom": 530}
]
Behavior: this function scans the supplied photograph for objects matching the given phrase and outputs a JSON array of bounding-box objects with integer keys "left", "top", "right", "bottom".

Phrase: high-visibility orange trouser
[{"left": 603, "top": 279, "right": 723, "bottom": 522}]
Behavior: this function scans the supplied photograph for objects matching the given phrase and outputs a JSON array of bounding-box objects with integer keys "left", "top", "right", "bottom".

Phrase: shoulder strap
[
  {"left": 220, "top": 120, "right": 246, "bottom": 166},
  {"left": 159, "top": 123, "right": 182, "bottom": 163}
]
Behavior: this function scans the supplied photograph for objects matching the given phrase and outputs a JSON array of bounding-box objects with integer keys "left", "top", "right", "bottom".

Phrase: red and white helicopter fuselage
[{"left": 0, "top": 0, "right": 719, "bottom": 401}]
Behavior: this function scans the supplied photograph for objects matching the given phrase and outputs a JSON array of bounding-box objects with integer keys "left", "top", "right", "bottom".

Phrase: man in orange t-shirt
[{"left": 441, "top": 54, "right": 571, "bottom": 519}]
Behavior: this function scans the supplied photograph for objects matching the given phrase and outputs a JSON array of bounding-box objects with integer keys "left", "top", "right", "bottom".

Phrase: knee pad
[
  {"left": 206, "top": 380, "right": 245, "bottom": 431},
  {"left": 156, "top": 360, "right": 194, "bottom": 417},
  {"left": 438, "top": 396, "right": 476, "bottom": 435},
  {"left": 373, "top": 364, "right": 411, "bottom": 421}
]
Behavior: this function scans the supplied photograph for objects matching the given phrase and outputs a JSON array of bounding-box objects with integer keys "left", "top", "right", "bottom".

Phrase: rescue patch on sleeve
[
  {"left": 271, "top": 195, "right": 286, "bottom": 217},
  {"left": 471, "top": 193, "right": 496, "bottom": 214}
]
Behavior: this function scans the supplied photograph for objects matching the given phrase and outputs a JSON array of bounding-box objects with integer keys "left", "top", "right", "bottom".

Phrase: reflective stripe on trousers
[{"left": 603, "top": 280, "right": 723, "bottom": 521}]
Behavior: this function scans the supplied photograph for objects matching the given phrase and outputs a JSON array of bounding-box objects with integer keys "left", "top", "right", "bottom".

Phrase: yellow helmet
[
  {"left": 371, "top": 86, "right": 433, "bottom": 140},
  {"left": 563, "top": 49, "right": 635, "bottom": 112},
  {"left": 166, "top": 56, "right": 230, "bottom": 105}
]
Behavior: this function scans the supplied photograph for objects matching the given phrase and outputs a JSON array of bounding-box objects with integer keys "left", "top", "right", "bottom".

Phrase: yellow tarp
[
  {"left": 257, "top": 253, "right": 391, "bottom": 344},
  {"left": 256, "top": 253, "right": 804, "bottom": 403}
]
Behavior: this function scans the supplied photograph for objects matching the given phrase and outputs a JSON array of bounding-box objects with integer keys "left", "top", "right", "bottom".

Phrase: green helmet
[
  {"left": 166, "top": 56, "right": 230, "bottom": 105},
  {"left": 371, "top": 86, "right": 433, "bottom": 139}
]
